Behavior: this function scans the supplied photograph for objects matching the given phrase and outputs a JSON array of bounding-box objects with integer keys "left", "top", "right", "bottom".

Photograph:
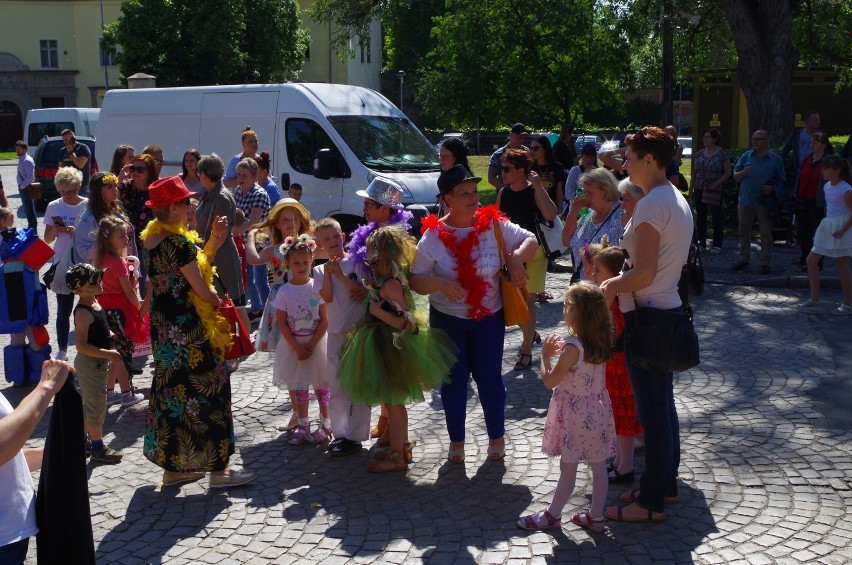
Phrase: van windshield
[{"left": 327, "top": 116, "right": 440, "bottom": 172}]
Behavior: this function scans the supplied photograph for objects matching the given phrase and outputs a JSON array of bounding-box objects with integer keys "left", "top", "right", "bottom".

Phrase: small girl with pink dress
[{"left": 518, "top": 281, "right": 615, "bottom": 533}]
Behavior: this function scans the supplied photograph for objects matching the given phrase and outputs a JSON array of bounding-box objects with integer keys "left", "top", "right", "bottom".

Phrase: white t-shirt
[
  {"left": 313, "top": 255, "right": 370, "bottom": 335},
  {"left": 824, "top": 180, "right": 851, "bottom": 218},
  {"left": 270, "top": 278, "right": 324, "bottom": 337},
  {"left": 619, "top": 183, "right": 693, "bottom": 312},
  {"left": 44, "top": 198, "right": 89, "bottom": 263},
  {"left": 0, "top": 393, "right": 38, "bottom": 546},
  {"left": 411, "top": 219, "right": 534, "bottom": 318}
]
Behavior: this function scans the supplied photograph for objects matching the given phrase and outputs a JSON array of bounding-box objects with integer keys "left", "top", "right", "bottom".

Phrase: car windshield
[{"left": 327, "top": 116, "right": 440, "bottom": 172}]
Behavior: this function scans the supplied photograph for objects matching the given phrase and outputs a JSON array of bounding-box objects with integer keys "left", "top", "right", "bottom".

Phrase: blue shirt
[
  {"left": 734, "top": 150, "right": 785, "bottom": 205},
  {"left": 261, "top": 178, "right": 281, "bottom": 204},
  {"left": 17, "top": 154, "right": 35, "bottom": 189}
]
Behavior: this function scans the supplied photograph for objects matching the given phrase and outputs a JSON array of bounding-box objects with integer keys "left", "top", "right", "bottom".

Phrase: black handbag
[{"left": 627, "top": 299, "right": 699, "bottom": 373}]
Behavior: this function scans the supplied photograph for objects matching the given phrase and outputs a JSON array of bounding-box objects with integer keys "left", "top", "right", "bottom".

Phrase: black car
[{"left": 33, "top": 136, "right": 98, "bottom": 207}]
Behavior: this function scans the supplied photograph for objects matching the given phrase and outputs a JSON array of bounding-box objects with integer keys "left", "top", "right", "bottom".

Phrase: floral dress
[
  {"left": 541, "top": 338, "right": 615, "bottom": 463},
  {"left": 143, "top": 234, "right": 234, "bottom": 472},
  {"left": 255, "top": 245, "right": 287, "bottom": 352}
]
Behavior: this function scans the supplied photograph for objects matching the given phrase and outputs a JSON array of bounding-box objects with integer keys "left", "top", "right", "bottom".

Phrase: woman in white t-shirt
[
  {"left": 44, "top": 167, "right": 89, "bottom": 361},
  {"left": 599, "top": 127, "right": 693, "bottom": 523},
  {"left": 410, "top": 164, "right": 538, "bottom": 464}
]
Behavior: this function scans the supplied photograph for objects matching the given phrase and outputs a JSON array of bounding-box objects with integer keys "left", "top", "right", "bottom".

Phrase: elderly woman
[
  {"left": 618, "top": 178, "right": 645, "bottom": 226},
  {"left": 44, "top": 167, "right": 89, "bottom": 360},
  {"left": 195, "top": 154, "right": 249, "bottom": 349},
  {"left": 232, "top": 157, "right": 271, "bottom": 319},
  {"left": 564, "top": 143, "right": 598, "bottom": 214},
  {"left": 562, "top": 167, "right": 625, "bottom": 281},
  {"left": 411, "top": 164, "right": 538, "bottom": 462},
  {"left": 600, "top": 126, "right": 693, "bottom": 523},
  {"left": 141, "top": 175, "right": 253, "bottom": 488},
  {"left": 498, "top": 149, "right": 559, "bottom": 371},
  {"left": 690, "top": 129, "right": 731, "bottom": 255},
  {"left": 224, "top": 126, "right": 261, "bottom": 189}
]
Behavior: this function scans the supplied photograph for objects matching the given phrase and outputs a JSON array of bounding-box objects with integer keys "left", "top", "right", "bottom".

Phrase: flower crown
[
  {"left": 102, "top": 173, "right": 119, "bottom": 186},
  {"left": 280, "top": 233, "right": 317, "bottom": 255},
  {"left": 582, "top": 234, "right": 609, "bottom": 263}
]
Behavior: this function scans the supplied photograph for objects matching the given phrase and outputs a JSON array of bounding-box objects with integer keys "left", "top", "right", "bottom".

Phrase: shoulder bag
[
  {"left": 493, "top": 219, "right": 530, "bottom": 327},
  {"left": 529, "top": 186, "right": 568, "bottom": 260},
  {"left": 626, "top": 293, "right": 699, "bottom": 373}
]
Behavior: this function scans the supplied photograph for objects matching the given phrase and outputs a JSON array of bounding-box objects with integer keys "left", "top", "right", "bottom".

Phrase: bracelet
[{"left": 213, "top": 234, "right": 224, "bottom": 239}]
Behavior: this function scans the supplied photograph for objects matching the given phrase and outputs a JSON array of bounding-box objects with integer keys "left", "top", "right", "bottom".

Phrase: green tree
[
  {"left": 416, "top": 0, "right": 632, "bottom": 130},
  {"left": 102, "top": 0, "right": 309, "bottom": 86}
]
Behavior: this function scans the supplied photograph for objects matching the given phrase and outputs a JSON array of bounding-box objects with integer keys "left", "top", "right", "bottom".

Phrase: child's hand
[
  {"left": 350, "top": 285, "right": 368, "bottom": 303},
  {"left": 326, "top": 256, "right": 342, "bottom": 276},
  {"left": 368, "top": 299, "right": 383, "bottom": 317},
  {"left": 106, "top": 350, "right": 123, "bottom": 365},
  {"left": 296, "top": 343, "right": 312, "bottom": 360},
  {"left": 832, "top": 228, "right": 847, "bottom": 239},
  {"left": 541, "top": 334, "right": 562, "bottom": 360}
]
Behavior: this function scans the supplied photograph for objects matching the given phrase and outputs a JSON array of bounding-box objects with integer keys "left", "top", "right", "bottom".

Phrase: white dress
[
  {"left": 812, "top": 180, "right": 852, "bottom": 258},
  {"left": 271, "top": 278, "right": 328, "bottom": 390},
  {"left": 255, "top": 245, "right": 287, "bottom": 352}
]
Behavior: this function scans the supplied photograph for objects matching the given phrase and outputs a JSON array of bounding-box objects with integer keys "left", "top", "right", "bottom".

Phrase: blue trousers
[
  {"left": 246, "top": 264, "right": 269, "bottom": 313},
  {"left": 0, "top": 538, "right": 29, "bottom": 565},
  {"left": 56, "top": 292, "right": 75, "bottom": 350},
  {"left": 430, "top": 307, "right": 506, "bottom": 442},
  {"left": 18, "top": 188, "right": 38, "bottom": 230},
  {"left": 623, "top": 309, "right": 681, "bottom": 513}
]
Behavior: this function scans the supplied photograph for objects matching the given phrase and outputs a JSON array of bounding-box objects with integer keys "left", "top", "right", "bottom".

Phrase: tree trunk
[{"left": 719, "top": 0, "right": 799, "bottom": 145}]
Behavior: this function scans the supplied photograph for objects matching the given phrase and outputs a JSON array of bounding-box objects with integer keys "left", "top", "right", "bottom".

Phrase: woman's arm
[
  {"left": 711, "top": 156, "right": 732, "bottom": 190},
  {"left": 244, "top": 230, "right": 276, "bottom": 265},
  {"left": 533, "top": 184, "right": 558, "bottom": 221},
  {"left": 179, "top": 261, "right": 220, "bottom": 305},
  {"left": 201, "top": 216, "right": 229, "bottom": 261},
  {"left": 599, "top": 222, "right": 660, "bottom": 304},
  {"left": 237, "top": 207, "right": 264, "bottom": 233},
  {"left": 561, "top": 195, "right": 585, "bottom": 247},
  {"left": 598, "top": 149, "right": 626, "bottom": 172},
  {"left": 73, "top": 213, "right": 97, "bottom": 263},
  {"left": 554, "top": 179, "right": 565, "bottom": 214}
]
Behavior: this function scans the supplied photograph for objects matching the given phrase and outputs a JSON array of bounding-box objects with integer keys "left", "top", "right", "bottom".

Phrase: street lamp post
[
  {"left": 396, "top": 70, "right": 405, "bottom": 113},
  {"left": 677, "top": 74, "right": 683, "bottom": 135}
]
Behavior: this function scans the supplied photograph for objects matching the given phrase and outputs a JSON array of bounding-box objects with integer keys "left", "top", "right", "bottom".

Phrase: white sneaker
[
  {"left": 55, "top": 350, "right": 67, "bottom": 361},
  {"left": 120, "top": 391, "right": 145, "bottom": 407},
  {"left": 106, "top": 391, "right": 123, "bottom": 406}
]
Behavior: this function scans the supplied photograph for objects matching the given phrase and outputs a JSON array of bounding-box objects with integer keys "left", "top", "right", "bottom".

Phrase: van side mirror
[
  {"left": 280, "top": 173, "right": 290, "bottom": 191},
  {"left": 314, "top": 149, "right": 351, "bottom": 180}
]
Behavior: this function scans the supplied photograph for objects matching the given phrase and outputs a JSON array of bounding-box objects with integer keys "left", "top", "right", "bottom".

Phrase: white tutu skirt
[
  {"left": 273, "top": 333, "right": 329, "bottom": 390},
  {"left": 812, "top": 215, "right": 852, "bottom": 258}
]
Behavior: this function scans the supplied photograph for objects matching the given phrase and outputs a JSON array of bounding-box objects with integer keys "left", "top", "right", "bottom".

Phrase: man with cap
[{"left": 488, "top": 123, "right": 530, "bottom": 190}]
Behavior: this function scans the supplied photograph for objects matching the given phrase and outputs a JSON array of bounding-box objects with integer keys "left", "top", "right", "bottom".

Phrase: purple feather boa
[{"left": 347, "top": 209, "right": 413, "bottom": 267}]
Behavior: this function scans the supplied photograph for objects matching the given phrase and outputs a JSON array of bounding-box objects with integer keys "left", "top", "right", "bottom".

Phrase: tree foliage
[
  {"left": 416, "top": 0, "right": 632, "bottom": 130},
  {"left": 102, "top": 0, "right": 309, "bottom": 86},
  {"left": 793, "top": 0, "right": 852, "bottom": 88}
]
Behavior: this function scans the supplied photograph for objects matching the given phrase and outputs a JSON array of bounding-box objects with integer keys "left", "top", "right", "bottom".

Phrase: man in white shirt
[{"left": 15, "top": 141, "right": 36, "bottom": 229}]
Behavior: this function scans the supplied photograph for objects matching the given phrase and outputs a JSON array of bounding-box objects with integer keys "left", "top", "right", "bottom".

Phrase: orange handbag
[
  {"left": 220, "top": 296, "right": 255, "bottom": 360},
  {"left": 493, "top": 219, "right": 530, "bottom": 327}
]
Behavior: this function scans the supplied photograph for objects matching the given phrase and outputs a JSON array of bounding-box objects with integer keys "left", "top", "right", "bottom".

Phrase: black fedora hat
[{"left": 437, "top": 164, "right": 482, "bottom": 195}]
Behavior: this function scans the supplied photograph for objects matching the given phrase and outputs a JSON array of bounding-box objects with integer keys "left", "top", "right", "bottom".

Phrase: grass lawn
[{"left": 0, "top": 151, "right": 16, "bottom": 160}]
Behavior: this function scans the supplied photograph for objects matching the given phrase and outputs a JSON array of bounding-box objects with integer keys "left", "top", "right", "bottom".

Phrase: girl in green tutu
[{"left": 337, "top": 226, "right": 457, "bottom": 472}]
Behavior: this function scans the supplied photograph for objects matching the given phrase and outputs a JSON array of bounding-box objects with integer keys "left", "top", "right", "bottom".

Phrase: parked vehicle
[
  {"left": 574, "top": 134, "right": 603, "bottom": 154},
  {"left": 97, "top": 83, "right": 440, "bottom": 234},
  {"left": 33, "top": 136, "right": 98, "bottom": 207},
  {"left": 23, "top": 108, "right": 99, "bottom": 156},
  {"left": 677, "top": 136, "right": 692, "bottom": 159},
  {"left": 435, "top": 131, "right": 475, "bottom": 154}
]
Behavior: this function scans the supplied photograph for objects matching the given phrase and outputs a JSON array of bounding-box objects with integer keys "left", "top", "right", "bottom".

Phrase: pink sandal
[
  {"left": 517, "top": 509, "right": 561, "bottom": 530},
  {"left": 571, "top": 512, "right": 606, "bottom": 533},
  {"left": 288, "top": 426, "right": 310, "bottom": 445}
]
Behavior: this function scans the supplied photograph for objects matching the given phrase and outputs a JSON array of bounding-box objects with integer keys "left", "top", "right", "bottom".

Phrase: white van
[
  {"left": 23, "top": 108, "right": 99, "bottom": 156},
  {"left": 96, "top": 83, "right": 440, "bottom": 232}
]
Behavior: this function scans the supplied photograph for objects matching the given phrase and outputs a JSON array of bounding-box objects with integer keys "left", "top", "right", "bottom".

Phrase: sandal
[
  {"left": 513, "top": 352, "right": 532, "bottom": 371},
  {"left": 832, "top": 304, "right": 852, "bottom": 316},
  {"left": 571, "top": 512, "right": 606, "bottom": 533},
  {"left": 618, "top": 488, "right": 679, "bottom": 505},
  {"left": 517, "top": 509, "right": 561, "bottom": 530},
  {"left": 370, "top": 415, "right": 388, "bottom": 439},
  {"left": 487, "top": 438, "right": 505, "bottom": 460},
  {"left": 608, "top": 468, "right": 635, "bottom": 484},
  {"left": 288, "top": 426, "right": 310, "bottom": 445},
  {"left": 277, "top": 414, "right": 300, "bottom": 432},
  {"left": 375, "top": 429, "right": 390, "bottom": 447},
  {"left": 447, "top": 441, "right": 465, "bottom": 463},
  {"left": 605, "top": 502, "right": 665, "bottom": 522},
  {"left": 376, "top": 441, "right": 415, "bottom": 464},
  {"left": 797, "top": 299, "right": 821, "bottom": 311},
  {"left": 368, "top": 450, "right": 407, "bottom": 473},
  {"left": 307, "top": 426, "right": 331, "bottom": 445},
  {"left": 532, "top": 331, "right": 542, "bottom": 345}
]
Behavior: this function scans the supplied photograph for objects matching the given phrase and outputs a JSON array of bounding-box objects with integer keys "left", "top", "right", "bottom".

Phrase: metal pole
[
  {"left": 397, "top": 70, "right": 405, "bottom": 113},
  {"left": 100, "top": 0, "right": 109, "bottom": 103},
  {"left": 677, "top": 75, "right": 683, "bottom": 135}
]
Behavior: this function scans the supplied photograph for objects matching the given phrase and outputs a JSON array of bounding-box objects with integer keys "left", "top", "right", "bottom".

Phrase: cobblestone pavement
[{"left": 2, "top": 164, "right": 851, "bottom": 564}]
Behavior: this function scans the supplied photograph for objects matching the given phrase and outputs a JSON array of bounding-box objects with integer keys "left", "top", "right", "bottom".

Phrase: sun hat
[
  {"left": 356, "top": 178, "right": 404, "bottom": 209},
  {"left": 268, "top": 198, "right": 311, "bottom": 231},
  {"left": 66, "top": 263, "right": 107, "bottom": 292},
  {"left": 437, "top": 164, "right": 482, "bottom": 195},
  {"left": 145, "top": 176, "right": 193, "bottom": 208}
]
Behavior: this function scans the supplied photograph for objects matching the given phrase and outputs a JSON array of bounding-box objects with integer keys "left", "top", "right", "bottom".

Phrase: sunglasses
[{"left": 130, "top": 165, "right": 147, "bottom": 173}]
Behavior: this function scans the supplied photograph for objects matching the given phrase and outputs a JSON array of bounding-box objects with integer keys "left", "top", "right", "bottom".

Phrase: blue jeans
[
  {"left": 0, "top": 538, "right": 29, "bottom": 565},
  {"left": 623, "top": 309, "right": 681, "bottom": 513},
  {"left": 430, "top": 307, "right": 506, "bottom": 442},
  {"left": 246, "top": 264, "right": 269, "bottom": 313},
  {"left": 56, "top": 292, "right": 75, "bottom": 351},
  {"left": 18, "top": 188, "right": 38, "bottom": 229}
]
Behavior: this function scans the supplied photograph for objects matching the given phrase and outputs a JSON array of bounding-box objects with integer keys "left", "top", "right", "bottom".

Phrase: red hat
[{"left": 145, "top": 176, "right": 192, "bottom": 208}]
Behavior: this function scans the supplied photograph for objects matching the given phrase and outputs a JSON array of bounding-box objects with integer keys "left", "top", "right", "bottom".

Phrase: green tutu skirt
[{"left": 338, "top": 319, "right": 457, "bottom": 406}]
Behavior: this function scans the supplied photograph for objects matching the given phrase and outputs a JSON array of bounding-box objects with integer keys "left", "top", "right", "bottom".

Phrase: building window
[
  {"left": 40, "top": 39, "right": 59, "bottom": 68},
  {"left": 100, "top": 39, "right": 118, "bottom": 67},
  {"left": 304, "top": 44, "right": 311, "bottom": 62},
  {"left": 358, "top": 39, "right": 371, "bottom": 64}
]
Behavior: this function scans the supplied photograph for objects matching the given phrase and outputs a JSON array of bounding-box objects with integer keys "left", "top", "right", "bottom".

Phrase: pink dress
[{"left": 541, "top": 338, "right": 616, "bottom": 463}]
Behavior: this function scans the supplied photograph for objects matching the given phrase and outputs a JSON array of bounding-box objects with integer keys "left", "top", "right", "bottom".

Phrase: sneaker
[
  {"left": 730, "top": 261, "right": 749, "bottom": 272},
  {"left": 710, "top": 246, "right": 721, "bottom": 254},
  {"left": 831, "top": 304, "right": 852, "bottom": 316},
  {"left": 120, "top": 391, "right": 145, "bottom": 407},
  {"left": 329, "top": 438, "right": 362, "bottom": 456},
  {"left": 90, "top": 445, "right": 122, "bottom": 464},
  {"left": 106, "top": 391, "right": 123, "bottom": 406},
  {"left": 797, "top": 299, "right": 821, "bottom": 311},
  {"left": 55, "top": 350, "right": 67, "bottom": 361}
]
